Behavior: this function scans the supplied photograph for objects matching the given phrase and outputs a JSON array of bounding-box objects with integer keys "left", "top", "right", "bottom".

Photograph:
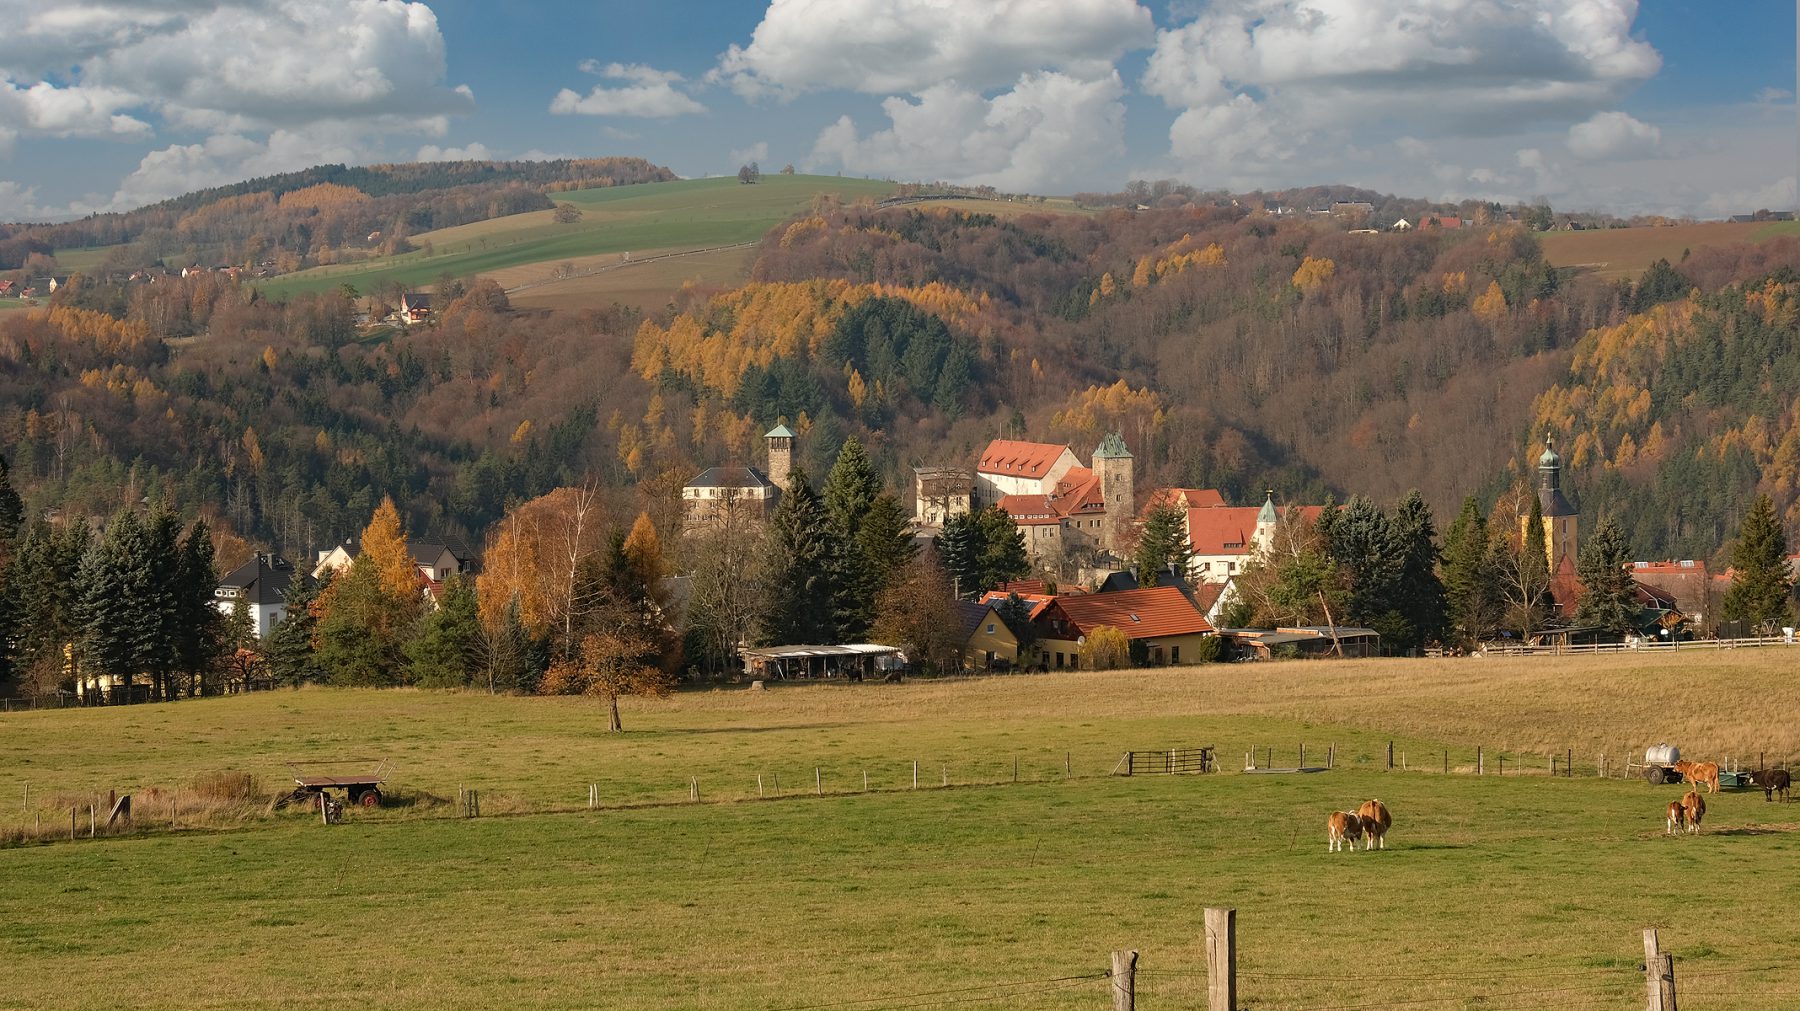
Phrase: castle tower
[
  {"left": 1094, "top": 432, "right": 1134, "bottom": 553},
  {"left": 765, "top": 424, "right": 795, "bottom": 493},
  {"left": 1535, "top": 434, "right": 1578, "bottom": 569}
]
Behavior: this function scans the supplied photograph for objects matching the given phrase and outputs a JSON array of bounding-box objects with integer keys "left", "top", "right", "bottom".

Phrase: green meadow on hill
[
  {"left": 4, "top": 650, "right": 1799, "bottom": 1009},
  {"left": 256, "top": 174, "right": 899, "bottom": 301}
]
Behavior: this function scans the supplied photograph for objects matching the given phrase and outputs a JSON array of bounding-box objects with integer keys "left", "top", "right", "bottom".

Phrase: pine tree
[
  {"left": 141, "top": 504, "right": 185, "bottom": 699},
  {"left": 1574, "top": 516, "right": 1638, "bottom": 636},
  {"left": 975, "top": 505, "right": 1029, "bottom": 593},
  {"left": 267, "top": 576, "right": 322, "bottom": 687},
  {"left": 823, "top": 437, "right": 883, "bottom": 638},
  {"left": 174, "top": 520, "right": 223, "bottom": 695},
  {"left": 1326, "top": 497, "right": 1409, "bottom": 646},
  {"left": 1390, "top": 491, "right": 1447, "bottom": 650},
  {"left": 935, "top": 511, "right": 983, "bottom": 600},
  {"left": 857, "top": 492, "right": 917, "bottom": 599},
  {"left": 1134, "top": 499, "right": 1191, "bottom": 588},
  {"left": 761, "top": 468, "right": 836, "bottom": 644},
  {"left": 0, "top": 453, "right": 22, "bottom": 545},
  {"left": 1441, "top": 496, "right": 1498, "bottom": 647},
  {"left": 1721, "top": 494, "right": 1795, "bottom": 628},
  {"left": 78, "top": 510, "right": 154, "bottom": 702},
  {"left": 406, "top": 573, "right": 482, "bottom": 688}
]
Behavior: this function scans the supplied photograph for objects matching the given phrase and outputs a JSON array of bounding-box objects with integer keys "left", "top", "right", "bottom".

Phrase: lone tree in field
[
  {"left": 737, "top": 162, "right": 761, "bottom": 185},
  {"left": 1573, "top": 516, "right": 1637, "bottom": 637},
  {"left": 552, "top": 202, "right": 583, "bottom": 224},
  {"left": 542, "top": 620, "right": 671, "bottom": 732},
  {"left": 1721, "top": 494, "right": 1795, "bottom": 629}
]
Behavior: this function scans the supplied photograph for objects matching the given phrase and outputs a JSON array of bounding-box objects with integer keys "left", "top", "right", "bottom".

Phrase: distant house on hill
[
  {"left": 400, "top": 292, "right": 433, "bottom": 323},
  {"left": 968, "top": 433, "right": 1135, "bottom": 559},
  {"left": 684, "top": 426, "right": 795, "bottom": 523}
]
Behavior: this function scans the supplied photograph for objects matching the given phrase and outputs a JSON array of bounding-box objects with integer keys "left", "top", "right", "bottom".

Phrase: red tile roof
[
  {"left": 997, "top": 467, "right": 1106, "bottom": 525},
  {"left": 1193, "top": 580, "right": 1228, "bottom": 613},
  {"left": 1148, "top": 488, "right": 1227, "bottom": 511},
  {"left": 978, "top": 439, "right": 1073, "bottom": 480},
  {"left": 1186, "top": 505, "right": 1323, "bottom": 555},
  {"left": 996, "top": 494, "right": 1061, "bottom": 524},
  {"left": 1041, "top": 586, "right": 1213, "bottom": 640}
]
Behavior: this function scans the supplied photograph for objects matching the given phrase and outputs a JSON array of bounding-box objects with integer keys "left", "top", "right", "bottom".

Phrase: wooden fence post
[
  {"left": 1478, "top": 746, "right": 1484, "bottom": 776},
  {"left": 1443, "top": 751, "right": 1448, "bottom": 774},
  {"left": 757, "top": 773, "right": 764, "bottom": 797},
  {"left": 1205, "top": 907, "right": 1237, "bottom": 1011},
  {"left": 1567, "top": 748, "right": 1574, "bottom": 777},
  {"left": 69, "top": 805, "right": 76, "bottom": 841},
  {"left": 1644, "top": 928, "right": 1677, "bottom": 1011},
  {"left": 814, "top": 767, "right": 822, "bottom": 796},
  {"left": 690, "top": 778, "right": 699, "bottom": 802},
  {"left": 1299, "top": 743, "right": 1305, "bottom": 768},
  {"left": 1387, "top": 741, "right": 1394, "bottom": 769},
  {"left": 913, "top": 760, "right": 918, "bottom": 790},
  {"left": 1110, "top": 949, "right": 1138, "bottom": 1011},
  {"left": 1066, "top": 751, "right": 1072, "bottom": 777}
]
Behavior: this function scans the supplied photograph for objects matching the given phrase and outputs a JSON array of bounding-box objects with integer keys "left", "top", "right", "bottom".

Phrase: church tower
[
  {"left": 1094, "top": 432, "right": 1134, "bottom": 553},
  {"left": 765, "top": 424, "right": 795, "bottom": 494},
  {"left": 1535, "top": 434, "right": 1578, "bottom": 569}
]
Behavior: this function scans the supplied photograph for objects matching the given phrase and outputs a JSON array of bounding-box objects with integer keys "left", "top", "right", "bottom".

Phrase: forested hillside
[
  {"left": 2, "top": 182, "right": 1797, "bottom": 569},
  {"left": 1532, "top": 244, "right": 1800, "bottom": 560}
]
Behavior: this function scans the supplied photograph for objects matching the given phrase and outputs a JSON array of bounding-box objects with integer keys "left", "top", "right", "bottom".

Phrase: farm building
[
  {"left": 1219, "top": 626, "right": 1381, "bottom": 660},
  {"left": 739, "top": 644, "right": 904, "bottom": 681}
]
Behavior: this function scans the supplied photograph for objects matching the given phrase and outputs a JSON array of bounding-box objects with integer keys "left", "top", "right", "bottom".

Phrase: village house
[
  {"left": 1032, "top": 585, "right": 1215, "bottom": 669},
  {"left": 400, "top": 292, "right": 433, "bottom": 324},
  {"left": 215, "top": 553, "right": 306, "bottom": 639},
  {"left": 312, "top": 537, "right": 473, "bottom": 599},
  {"left": 953, "top": 599, "right": 1021, "bottom": 671},
  {"left": 1178, "top": 491, "right": 1326, "bottom": 580}
]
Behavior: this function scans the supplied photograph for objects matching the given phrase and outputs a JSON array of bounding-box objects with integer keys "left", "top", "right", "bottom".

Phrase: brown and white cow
[
  {"left": 1356, "top": 799, "right": 1392, "bottom": 850},
  {"left": 1674, "top": 760, "right": 1721, "bottom": 794},
  {"left": 1665, "top": 799, "right": 1686, "bottom": 835},
  {"left": 1681, "top": 790, "right": 1706, "bottom": 834},
  {"left": 1327, "top": 810, "right": 1364, "bottom": 852}
]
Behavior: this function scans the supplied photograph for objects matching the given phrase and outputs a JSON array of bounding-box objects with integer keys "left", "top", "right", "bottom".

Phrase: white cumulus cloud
[
  {"left": 417, "top": 141, "right": 493, "bottom": 162},
  {"left": 550, "top": 62, "right": 706, "bottom": 118},
  {"left": 1143, "top": 0, "right": 1661, "bottom": 185},
  {"left": 810, "top": 72, "right": 1127, "bottom": 192},
  {"left": 716, "top": 0, "right": 1153, "bottom": 97},
  {"left": 730, "top": 141, "right": 769, "bottom": 166},
  {"left": 1566, "top": 110, "right": 1661, "bottom": 160}
]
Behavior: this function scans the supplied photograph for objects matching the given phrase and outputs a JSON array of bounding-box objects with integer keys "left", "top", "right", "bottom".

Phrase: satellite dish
[{"left": 1077, "top": 636, "right": 1086, "bottom": 646}]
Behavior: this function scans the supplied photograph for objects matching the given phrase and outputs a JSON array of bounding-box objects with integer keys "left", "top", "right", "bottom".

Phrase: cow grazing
[
  {"left": 1665, "top": 800, "right": 1686, "bottom": 835},
  {"left": 1327, "top": 810, "right": 1364, "bottom": 852},
  {"left": 1681, "top": 790, "right": 1706, "bottom": 834},
  {"left": 1674, "top": 760, "right": 1721, "bottom": 794},
  {"left": 1750, "top": 768, "right": 1791, "bottom": 803},
  {"left": 1356, "top": 799, "right": 1392, "bottom": 850}
]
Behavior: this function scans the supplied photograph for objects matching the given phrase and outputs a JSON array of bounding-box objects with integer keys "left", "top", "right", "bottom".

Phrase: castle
[{"left": 913, "top": 433, "right": 1135, "bottom": 560}]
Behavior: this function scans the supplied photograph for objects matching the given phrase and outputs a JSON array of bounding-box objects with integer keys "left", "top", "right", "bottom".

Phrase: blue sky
[{"left": 0, "top": 0, "right": 1792, "bottom": 220}]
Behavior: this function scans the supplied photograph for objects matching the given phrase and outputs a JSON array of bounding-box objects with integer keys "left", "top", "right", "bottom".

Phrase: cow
[
  {"left": 1674, "top": 760, "right": 1721, "bottom": 794},
  {"left": 1665, "top": 800, "right": 1686, "bottom": 835},
  {"left": 1681, "top": 790, "right": 1706, "bottom": 834},
  {"left": 1327, "top": 810, "right": 1364, "bottom": 852},
  {"left": 1356, "top": 799, "right": 1392, "bottom": 850},
  {"left": 1749, "top": 768, "right": 1791, "bottom": 803}
]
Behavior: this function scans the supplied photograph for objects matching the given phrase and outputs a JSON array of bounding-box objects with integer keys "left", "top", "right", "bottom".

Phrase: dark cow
[{"left": 1749, "top": 768, "right": 1792, "bottom": 803}]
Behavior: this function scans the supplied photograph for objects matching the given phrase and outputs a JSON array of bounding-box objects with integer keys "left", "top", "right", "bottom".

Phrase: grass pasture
[
  {"left": 1539, "top": 220, "right": 1800, "bottom": 280},
  {"left": 255, "top": 175, "right": 897, "bottom": 303},
  {"left": 4, "top": 650, "right": 1800, "bottom": 1009},
  {"left": 495, "top": 244, "right": 758, "bottom": 314}
]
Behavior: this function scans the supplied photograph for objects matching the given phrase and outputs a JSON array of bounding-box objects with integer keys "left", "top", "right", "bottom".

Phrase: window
[
  {"left": 1055, "top": 651, "right": 1065, "bottom": 668},
  {"left": 986, "top": 623, "right": 996, "bottom": 634},
  {"left": 1170, "top": 645, "right": 1180, "bottom": 663}
]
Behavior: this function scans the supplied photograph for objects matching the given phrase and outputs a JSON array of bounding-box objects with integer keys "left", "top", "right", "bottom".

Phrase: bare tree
[{"left": 683, "top": 489, "right": 768, "bottom": 679}]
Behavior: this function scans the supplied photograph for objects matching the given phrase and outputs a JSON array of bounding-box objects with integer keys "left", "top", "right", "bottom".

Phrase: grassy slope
[
  {"left": 4, "top": 651, "right": 1799, "bottom": 1009},
  {"left": 256, "top": 175, "right": 897, "bottom": 301}
]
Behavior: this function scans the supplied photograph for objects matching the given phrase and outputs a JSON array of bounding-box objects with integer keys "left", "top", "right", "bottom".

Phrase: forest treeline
[
  {"left": 1, "top": 182, "right": 1798, "bottom": 579},
  {"left": 0, "top": 157, "right": 674, "bottom": 277}
]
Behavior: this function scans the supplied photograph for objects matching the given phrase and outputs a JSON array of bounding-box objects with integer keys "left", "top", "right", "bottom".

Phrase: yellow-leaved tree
[{"left": 1083, "top": 625, "right": 1131, "bottom": 670}]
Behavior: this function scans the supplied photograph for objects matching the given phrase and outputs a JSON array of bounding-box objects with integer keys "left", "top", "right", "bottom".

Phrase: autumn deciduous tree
[
  {"left": 872, "top": 549, "right": 961, "bottom": 675},
  {"left": 1083, "top": 625, "right": 1130, "bottom": 670},
  {"left": 541, "top": 620, "right": 671, "bottom": 731},
  {"left": 313, "top": 498, "right": 423, "bottom": 686},
  {"left": 477, "top": 484, "right": 610, "bottom": 659}
]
